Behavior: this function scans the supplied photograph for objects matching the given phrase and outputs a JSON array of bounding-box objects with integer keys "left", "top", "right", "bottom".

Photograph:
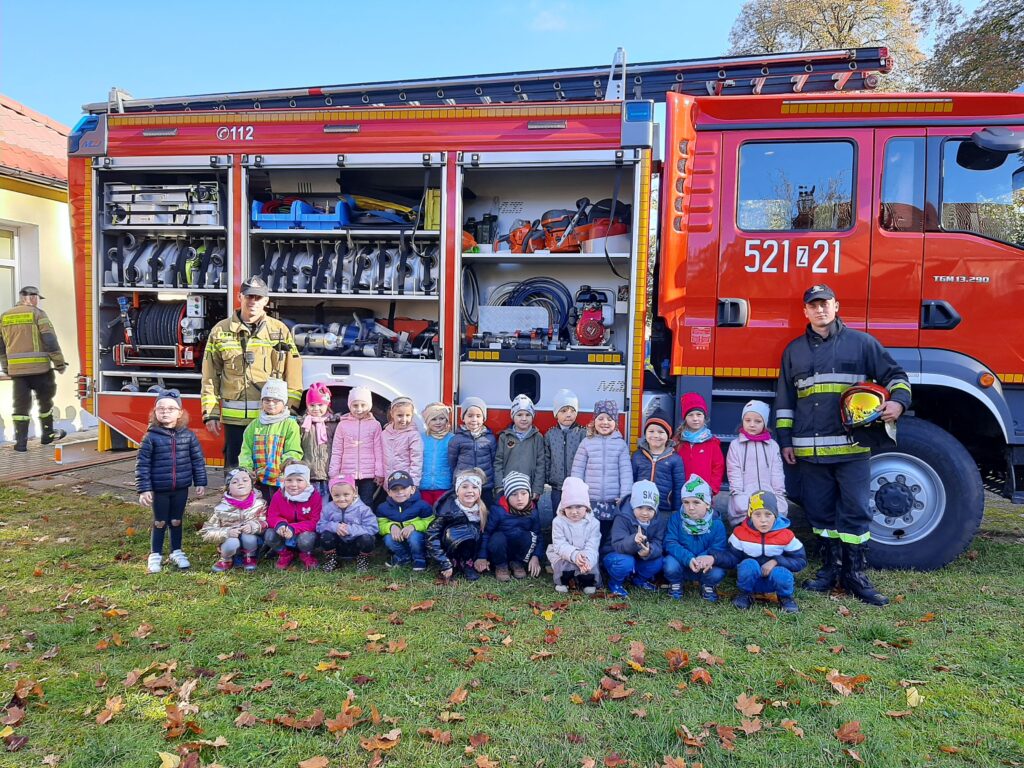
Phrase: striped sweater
[{"left": 713, "top": 516, "right": 807, "bottom": 572}]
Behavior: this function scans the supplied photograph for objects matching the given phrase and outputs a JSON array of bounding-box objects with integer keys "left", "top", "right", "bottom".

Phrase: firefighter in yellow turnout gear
[
  {"left": 0, "top": 286, "right": 67, "bottom": 452},
  {"left": 201, "top": 276, "right": 302, "bottom": 467}
]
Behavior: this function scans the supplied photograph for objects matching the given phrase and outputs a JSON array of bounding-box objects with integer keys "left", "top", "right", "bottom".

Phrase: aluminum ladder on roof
[{"left": 85, "top": 47, "right": 892, "bottom": 115}]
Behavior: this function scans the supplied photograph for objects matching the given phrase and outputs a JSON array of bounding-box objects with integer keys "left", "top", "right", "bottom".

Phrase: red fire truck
[{"left": 68, "top": 47, "right": 1024, "bottom": 570}]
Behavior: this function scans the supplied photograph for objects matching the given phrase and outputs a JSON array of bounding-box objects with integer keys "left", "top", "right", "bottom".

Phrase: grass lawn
[{"left": 1, "top": 483, "right": 1023, "bottom": 768}]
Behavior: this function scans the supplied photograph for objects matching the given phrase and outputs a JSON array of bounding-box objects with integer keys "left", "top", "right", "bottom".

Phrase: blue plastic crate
[
  {"left": 296, "top": 199, "right": 351, "bottom": 229},
  {"left": 251, "top": 200, "right": 317, "bottom": 229}
]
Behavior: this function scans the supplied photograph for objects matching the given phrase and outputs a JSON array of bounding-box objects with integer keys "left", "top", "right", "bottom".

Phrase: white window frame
[{"left": 0, "top": 227, "right": 19, "bottom": 309}]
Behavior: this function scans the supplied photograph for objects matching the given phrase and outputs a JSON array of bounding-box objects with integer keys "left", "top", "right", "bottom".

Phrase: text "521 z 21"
[{"left": 744, "top": 239, "right": 841, "bottom": 274}]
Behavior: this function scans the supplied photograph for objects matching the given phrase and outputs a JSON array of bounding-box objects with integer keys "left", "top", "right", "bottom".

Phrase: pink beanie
[
  {"left": 348, "top": 386, "right": 372, "bottom": 407},
  {"left": 557, "top": 476, "right": 591, "bottom": 514},
  {"left": 329, "top": 475, "right": 357, "bottom": 492},
  {"left": 307, "top": 382, "right": 332, "bottom": 407}
]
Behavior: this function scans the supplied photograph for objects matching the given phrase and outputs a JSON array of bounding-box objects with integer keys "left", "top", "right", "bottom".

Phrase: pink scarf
[
  {"left": 302, "top": 414, "right": 329, "bottom": 445},
  {"left": 741, "top": 428, "right": 771, "bottom": 443},
  {"left": 223, "top": 491, "right": 256, "bottom": 510}
]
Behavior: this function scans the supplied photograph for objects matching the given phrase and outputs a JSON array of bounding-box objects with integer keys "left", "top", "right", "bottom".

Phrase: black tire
[{"left": 866, "top": 416, "right": 983, "bottom": 571}]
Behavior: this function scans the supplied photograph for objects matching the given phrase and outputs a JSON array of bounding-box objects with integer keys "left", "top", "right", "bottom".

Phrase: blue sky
[{"left": 1, "top": 0, "right": 983, "bottom": 127}]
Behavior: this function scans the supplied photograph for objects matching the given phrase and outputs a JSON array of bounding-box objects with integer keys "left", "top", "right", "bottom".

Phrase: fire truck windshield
[{"left": 942, "top": 138, "right": 1024, "bottom": 249}]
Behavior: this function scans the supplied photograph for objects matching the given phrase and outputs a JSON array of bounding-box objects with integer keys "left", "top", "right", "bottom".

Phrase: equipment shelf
[
  {"left": 250, "top": 229, "right": 440, "bottom": 238},
  {"left": 267, "top": 292, "right": 438, "bottom": 302},
  {"left": 102, "top": 225, "right": 227, "bottom": 233},
  {"left": 99, "top": 287, "right": 227, "bottom": 294},
  {"left": 461, "top": 252, "right": 629, "bottom": 264}
]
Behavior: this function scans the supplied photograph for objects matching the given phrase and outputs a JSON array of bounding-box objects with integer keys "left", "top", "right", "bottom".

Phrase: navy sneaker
[
  {"left": 632, "top": 577, "right": 658, "bottom": 592},
  {"left": 779, "top": 596, "right": 800, "bottom": 614},
  {"left": 669, "top": 584, "right": 683, "bottom": 600},
  {"left": 700, "top": 584, "right": 719, "bottom": 603},
  {"left": 608, "top": 582, "right": 628, "bottom": 598},
  {"left": 462, "top": 562, "right": 481, "bottom": 581},
  {"left": 732, "top": 592, "right": 754, "bottom": 610}
]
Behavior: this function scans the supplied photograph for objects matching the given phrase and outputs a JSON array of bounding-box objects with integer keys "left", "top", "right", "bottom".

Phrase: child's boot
[
  {"left": 632, "top": 576, "right": 657, "bottom": 592},
  {"left": 299, "top": 552, "right": 318, "bottom": 571},
  {"left": 242, "top": 551, "right": 258, "bottom": 573},
  {"left": 779, "top": 595, "right": 800, "bottom": 613},
  {"left": 495, "top": 565, "right": 511, "bottom": 583},
  {"left": 608, "top": 581, "right": 628, "bottom": 598},
  {"left": 462, "top": 560, "right": 481, "bottom": 582},
  {"left": 275, "top": 548, "right": 296, "bottom": 570},
  {"left": 321, "top": 550, "right": 338, "bottom": 573},
  {"left": 510, "top": 562, "right": 527, "bottom": 579},
  {"left": 412, "top": 558, "right": 427, "bottom": 572},
  {"left": 668, "top": 583, "right": 683, "bottom": 600},
  {"left": 732, "top": 591, "right": 754, "bottom": 610},
  {"left": 211, "top": 558, "right": 233, "bottom": 573},
  {"left": 356, "top": 552, "right": 371, "bottom": 574},
  {"left": 700, "top": 584, "right": 719, "bottom": 603},
  {"left": 147, "top": 552, "right": 163, "bottom": 574}
]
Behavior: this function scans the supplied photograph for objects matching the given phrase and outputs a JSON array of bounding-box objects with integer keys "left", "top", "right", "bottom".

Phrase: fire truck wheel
[{"left": 866, "top": 416, "right": 984, "bottom": 571}]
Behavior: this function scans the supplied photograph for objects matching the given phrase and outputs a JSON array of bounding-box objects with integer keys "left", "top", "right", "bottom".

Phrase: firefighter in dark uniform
[
  {"left": 0, "top": 286, "right": 67, "bottom": 452},
  {"left": 775, "top": 285, "right": 912, "bottom": 606}
]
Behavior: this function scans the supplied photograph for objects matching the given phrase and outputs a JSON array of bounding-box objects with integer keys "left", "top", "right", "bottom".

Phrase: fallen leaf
[
  {"left": 437, "top": 711, "right": 465, "bottom": 723},
  {"left": 449, "top": 687, "right": 469, "bottom": 705},
  {"left": 219, "top": 585, "right": 229, "bottom": 597},
  {"left": 819, "top": 625, "right": 838, "bottom": 634},
  {"left": 233, "top": 712, "right": 259, "bottom": 728},
  {"left": 273, "top": 709, "right": 325, "bottom": 731},
  {"left": 835, "top": 721, "right": 866, "bottom": 745},
  {"left": 628, "top": 641, "right": 646, "bottom": 666},
  {"left": 157, "top": 752, "right": 181, "bottom": 768},
  {"left": 939, "top": 746, "right": 961, "bottom": 754},
  {"left": 690, "top": 667, "right": 712, "bottom": 686},
  {"left": 282, "top": 620, "right": 299, "bottom": 630},
  {"left": 476, "top": 757, "right": 500, "bottom": 768},
  {"left": 735, "top": 692, "right": 763, "bottom": 717},
  {"left": 530, "top": 651, "right": 554, "bottom": 661},
  {"left": 409, "top": 600, "right": 435, "bottom": 613},
  {"left": 885, "top": 710, "right": 913, "bottom": 718},
  {"left": 298, "top": 758, "right": 329, "bottom": 768},
  {"left": 40, "top": 646, "right": 60, "bottom": 660},
  {"left": 918, "top": 612, "right": 936, "bottom": 623},
  {"left": 664, "top": 648, "right": 689, "bottom": 672},
  {"left": 660, "top": 758, "right": 688, "bottom": 768},
  {"left": 781, "top": 719, "right": 805, "bottom": 738},
  {"left": 418, "top": 727, "right": 452, "bottom": 745},
  {"left": 1, "top": 708, "right": 25, "bottom": 727},
  {"left": 544, "top": 627, "right": 563, "bottom": 645},
  {"left": 667, "top": 620, "right": 692, "bottom": 633},
  {"left": 469, "top": 732, "right": 490, "bottom": 749},
  {"left": 604, "top": 753, "right": 627, "bottom": 767},
  {"left": 607, "top": 634, "right": 623, "bottom": 644},
  {"left": 251, "top": 679, "right": 273, "bottom": 693},
  {"left": 746, "top": 644, "right": 761, "bottom": 654},
  {"left": 697, "top": 649, "right": 724, "bottom": 666},
  {"left": 740, "top": 717, "right": 762, "bottom": 736},
  {"left": 826, "top": 669, "right": 871, "bottom": 696},
  {"left": 630, "top": 708, "right": 647, "bottom": 719},
  {"left": 96, "top": 695, "right": 124, "bottom": 725},
  {"left": 844, "top": 748, "right": 865, "bottom": 764},
  {"left": 906, "top": 687, "right": 924, "bottom": 707},
  {"left": 42, "top": 754, "right": 61, "bottom": 766},
  {"left": 359, "top": 728, "right": 402, "bottom": 752}
]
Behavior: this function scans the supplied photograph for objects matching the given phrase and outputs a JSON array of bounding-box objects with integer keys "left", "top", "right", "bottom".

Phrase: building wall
[{"left": 0, "top": 182, "right": 90, "bottom": 441}]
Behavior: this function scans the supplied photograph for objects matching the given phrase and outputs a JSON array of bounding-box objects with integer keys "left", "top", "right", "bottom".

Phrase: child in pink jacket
[
  {"left": 329, "top": 386, "right": 384, "bottom": 507},
  {"left": 263, "top": 463, "right": 322, "bottom": 570},
  {"left": 725, "top": 400, "right": 788, "bottom": 527},
  {"left": 382, "top": 396, "right": 424, "bottom": 485}
]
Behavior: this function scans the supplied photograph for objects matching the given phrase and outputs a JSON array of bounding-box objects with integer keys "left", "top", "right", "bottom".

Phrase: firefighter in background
[
  {"left": 201, "top": 276, "right": 302, "bottom": 468},
  {"left": 775, "top": 284, "right": 911, "bottom": 606},
  {"left": 0, "top": 286, "right": 67, "bottom": 452}
]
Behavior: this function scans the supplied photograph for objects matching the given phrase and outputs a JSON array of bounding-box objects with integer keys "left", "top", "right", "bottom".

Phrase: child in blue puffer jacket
[
  {"left": 419, "top": 401, "right": 454, "bottom": 507},
  {"left": 136, "top": 388, "right": 207, "bottom": 574},
  {"left": 448, "top": 396, "right": 497, "bottom": 505},
  {"left": 631, "top": 412, "right": 685, "bottom": 519}
]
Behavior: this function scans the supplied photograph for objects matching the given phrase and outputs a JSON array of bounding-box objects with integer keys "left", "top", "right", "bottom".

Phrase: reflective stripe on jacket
[
  {"left": 774, "top": 317, "right": 912, "bottom": 463},
  {"left": 200, "top": 313, "right": 302, "bottom": 425},
  {"left": 0, "top": 305, "right": 64, "bottom": 377}
]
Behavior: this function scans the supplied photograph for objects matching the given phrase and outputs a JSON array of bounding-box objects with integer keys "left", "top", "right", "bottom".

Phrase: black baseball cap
[
  {"left": 803, "top": 284, "right": 836, "bottom": 303},
  {"left": 240, "top": 275, "right": 270, "bottom": 297},
  {"left": 19, "top": 286, "right": 44, "bottom": 299},
  {"left": 386, "top": 470, "right": 414, "bottom": 490}
]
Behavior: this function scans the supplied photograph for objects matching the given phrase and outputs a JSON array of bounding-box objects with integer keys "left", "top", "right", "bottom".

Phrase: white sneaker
[
  {"left": 168, "top": 550, "right": 191, "bottom": 570},
  {"left": 554, "top": 584, "right": 569, "bottom": 594},
  {"left": 147, "top": 553, "right": 163, "bottom": 573},
  {"left": 582, "top": 586, "right": 597, "bottom": 596}
]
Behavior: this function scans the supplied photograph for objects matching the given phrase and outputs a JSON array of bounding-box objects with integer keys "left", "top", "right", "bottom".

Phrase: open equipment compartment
[
  {"left": 244, "top": 155, "right": 447, "bottom": 408},
  {"left": 457, "top": 155, "right": 641, "bottom": 412},
  {"left": 94, "top": 162, "right": 231, "bottom": 399}
]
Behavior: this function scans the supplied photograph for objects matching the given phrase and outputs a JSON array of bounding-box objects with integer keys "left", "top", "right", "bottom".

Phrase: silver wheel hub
[{"left": 868, "top": 452, "right": 946, "bottom": 546}]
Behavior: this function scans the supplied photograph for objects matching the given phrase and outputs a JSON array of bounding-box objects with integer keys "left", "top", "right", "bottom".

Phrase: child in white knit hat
[
  {"left": 448, "top": 396, "right": 497, "bottom": 506},
  {"left": 544, "top": 388, "right": 585, "bottom": 519},
  {"left": 494, "top": 394, "right": 546, "bottom": 501},
  {"left": 546, "top": 477, "right": 602, "bottom": 594},
  {"left": 725, "top": 399, "right": 788, "bottom": 527},
  {"left": 239, "top": 378, "right": 303, "bottom": 502},
  {"left": 329, "top": 386, "right": 384, "bottom": 507}
]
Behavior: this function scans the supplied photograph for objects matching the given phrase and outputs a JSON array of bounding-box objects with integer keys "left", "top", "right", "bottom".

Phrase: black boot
[
  {"left": 802, "top": 538, "right": 843, "bottom": 592},
  {"left": 39, "top": 412, "right": 66, "bottom": 445},
  {"left": 13, "top": 420, "right": 29, "bottom": 453},
  {"left": 840, "top": 543, "right": 889, "bottom": 606}
]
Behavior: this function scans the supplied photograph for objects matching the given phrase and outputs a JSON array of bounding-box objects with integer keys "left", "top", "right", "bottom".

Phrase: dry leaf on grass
[
  {"left": 409, "top": 600, "right": 435, "bottom": 613},
  {"left": 359, "top": 728, "right": 402, "bottom": 752},
  {"left": 449, "top": 687, "right": 469, "bottom": 705},
  {"left": 298, "top": 758, "right": 330, "bottom": 768},
  {"left": 835, "top": 721, "right": 866, "bottom": 745},
  {"left": 735, "top": 692, "right": 763, "bottom": 717},
  {"left": 826, "top": 669, "right": 871, "bottom": 696},
  {"left": 418, "top": 727, "right": 452, "bottom": 745}
]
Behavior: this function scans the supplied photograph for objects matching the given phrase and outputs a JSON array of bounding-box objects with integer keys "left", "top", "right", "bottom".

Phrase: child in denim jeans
[
  {"left": 663, "top": 474, "right": 727, "bottom": 602},
  {"left": 376, "top": 470, "right": 434, "bottom": 571}
]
